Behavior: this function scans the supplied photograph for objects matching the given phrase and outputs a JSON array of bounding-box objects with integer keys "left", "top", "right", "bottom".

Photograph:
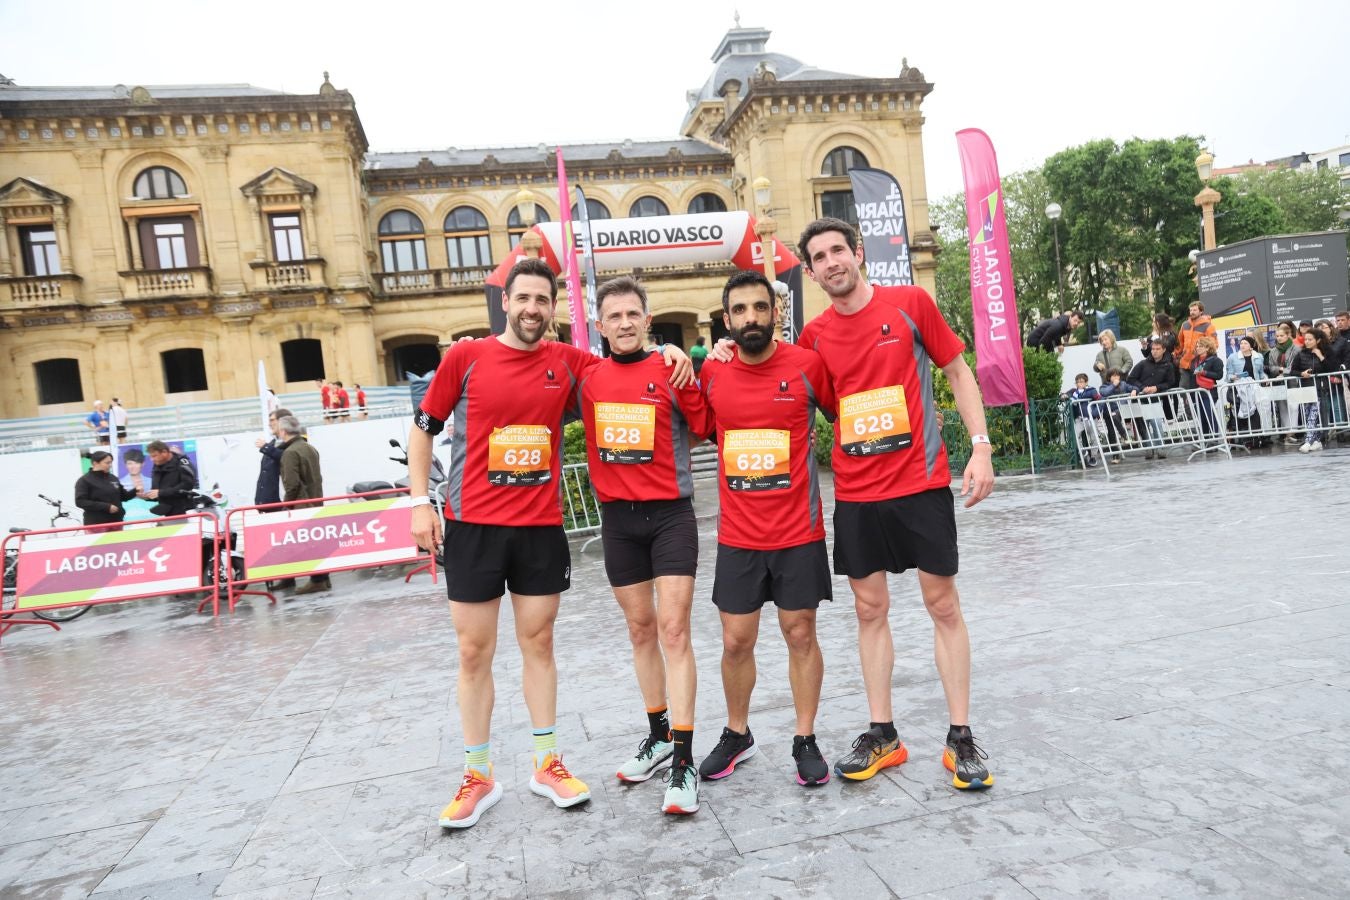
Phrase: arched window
[
  {"left": 34, "top": 358, "right": 83, "bottom": 405},
  {"left": 821, "top": 146, "right": 869, "bottom": 177},
  {"left": 507, "top": 206, "right": 551, "bottom": 250},
  {"left": 687, "top": 193, "right": 727, "bottom": 214},
  {"left": 377, "top": 210, "right": 428, "bottom": 273},
  {"left": 444, "top": 206, "right": 492, "bottom": 269},
  {"left": 629, "top": 196, "right": 670, "bottom": 218},
  {"left": 161, "top": 348, "right": 208, "bottom": 394},
  {"left": 570, "top": 198, "right": 610, "bottom": 221},
  {"left": 281, "top": 339, "right": 325, "bottom": 383},
  {"left": 133, "top": 166, "right": 188, "bottom": 200}
]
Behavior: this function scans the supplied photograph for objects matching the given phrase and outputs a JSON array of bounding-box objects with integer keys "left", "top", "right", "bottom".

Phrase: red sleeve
[
  {"left": 674, "top": 380, "right": 714, "bottom": 440},
  {"left": 807, "top": 352, "right": 837, "bottom": 420},
  {"left": 419, "top": 343, "right": 469, "bottom": 423},
  {"left": 912, "top": 287, "right": 965, "bottom": 367}
]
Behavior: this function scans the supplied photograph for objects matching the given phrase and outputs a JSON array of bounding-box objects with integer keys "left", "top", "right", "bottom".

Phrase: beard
[
  {"left": 817, "top": 263, "right": 860, "bottom": 298},
  {"left": 731, "top": 321, "right": 773, "bottom": 355},
  {"left": 508, "top": 312, "right": 548, "bottom": 345}
]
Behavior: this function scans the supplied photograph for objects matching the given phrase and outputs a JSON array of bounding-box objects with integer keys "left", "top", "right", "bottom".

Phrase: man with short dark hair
[
  {"left": 577, "top": 274, "right": 713, "bottom": 815},
  {"left": 796, "top": 216, "right": 996, "bottom": 791},
  {"left": 140, "top": 440, "right": 198, "bottom": 517},
  {"left": 408, "top": 257, "right": 692, "bottom": 830},
  {"left": 1025, "top": 311, "right": 1082, "bottom": 353},
  {"left": 697, "top": 269, "right": 837, "bottom": 789},
  {"left": 1336, "top": 310, "right": 1350, "bottom": 343}
]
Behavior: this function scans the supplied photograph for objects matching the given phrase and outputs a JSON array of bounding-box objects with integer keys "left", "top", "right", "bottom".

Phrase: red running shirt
[
  {"left": 700, "top": 342, "right": 836, "bottom": 550},
  {"left": 578, "top": 352, "right": 714, "bottom": 503},
  {"left": 798, "top": 285, "right": 965, "bottom": 502},
  {"left": 416, "top": 337, "right": 598, "bottom": 526}
]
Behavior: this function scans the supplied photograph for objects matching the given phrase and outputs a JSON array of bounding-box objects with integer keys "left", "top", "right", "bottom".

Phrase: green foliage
[
  {"left": 1232, "top": 166, "right": 1348, "bottom": 234},
  {"left": 1214, "top": 176, "right": 1287, "bottom": 245},
  {"left": 813, "top": 410, "right": 833, "bottom": 469},
  {"left": 1019, "top": 346, "right": 1064, "bottom": 401},
  {"left": 563, "top": 420, "right": 587, "bottom": 464}
]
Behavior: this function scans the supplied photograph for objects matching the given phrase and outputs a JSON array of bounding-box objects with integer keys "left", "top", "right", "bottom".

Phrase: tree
[{"left": 1233, "top": 166, "right": 1347, "bottom": 235}]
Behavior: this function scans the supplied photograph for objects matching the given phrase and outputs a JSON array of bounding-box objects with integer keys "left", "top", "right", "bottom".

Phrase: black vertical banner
[
  {"left": 848, "top": 167, "right": 913, "bottom": 286},
  {"left": 485, "top": 284, "right": 506, "bottom": 334}
]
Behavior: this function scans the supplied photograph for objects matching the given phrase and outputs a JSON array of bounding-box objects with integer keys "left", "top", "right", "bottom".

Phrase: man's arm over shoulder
[{"left": 799, "top": 347, "right": 837, "bottom": 421}]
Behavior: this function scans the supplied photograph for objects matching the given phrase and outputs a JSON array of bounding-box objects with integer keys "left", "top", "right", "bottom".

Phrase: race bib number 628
[{"left": 488, "top": 424, "right": 552, "bottom": 486}]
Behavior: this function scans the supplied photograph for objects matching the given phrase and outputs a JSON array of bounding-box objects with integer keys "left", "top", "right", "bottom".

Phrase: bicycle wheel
[{"left": 33, "top": 603, "right": 90, "bottom": 623}]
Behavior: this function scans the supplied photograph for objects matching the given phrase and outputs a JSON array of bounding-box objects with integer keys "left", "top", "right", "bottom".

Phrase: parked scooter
[
  {"left": 348, "top": 438, "right": 446, "bottom": 568},
  {"left": 188, "top": 484, "right": 244, "bottom": 588}
]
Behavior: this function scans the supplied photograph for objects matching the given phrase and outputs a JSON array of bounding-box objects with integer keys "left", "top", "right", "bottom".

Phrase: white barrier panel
[
  {"left": 1216, "top": 372, "right": 1350, "bottom": 448},
  {"left": 1079, "top": 387, "right": 1228, "bottom": 474}
]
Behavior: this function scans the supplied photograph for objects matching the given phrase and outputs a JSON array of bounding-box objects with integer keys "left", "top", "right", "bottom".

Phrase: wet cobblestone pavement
[{"left": 2, "top": 449, "right": 1347, "bottom": 898}]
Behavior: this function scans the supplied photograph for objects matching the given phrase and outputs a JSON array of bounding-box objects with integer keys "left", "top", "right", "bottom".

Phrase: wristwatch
[{"left": 970, "top": 433, "right": 992, "bottom": 446}]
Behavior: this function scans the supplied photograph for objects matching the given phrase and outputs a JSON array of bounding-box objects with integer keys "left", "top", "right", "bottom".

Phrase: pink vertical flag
[
  {"left": 556, "top": 148, "right": 590, "bottom": 350},
  {"left": 956, "top": 128, "right": 1027, "bottom": 408}
]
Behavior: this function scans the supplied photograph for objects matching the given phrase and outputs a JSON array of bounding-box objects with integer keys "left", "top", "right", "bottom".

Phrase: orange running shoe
[
  {"left": 833, "top": 725, "right": 908, "bottom": 781},
  {"left": 529, "top": 753, "right": 592, "bottom": 808},
  {"left": 439, "top": 765, "right": 503, "bottom": 829}
]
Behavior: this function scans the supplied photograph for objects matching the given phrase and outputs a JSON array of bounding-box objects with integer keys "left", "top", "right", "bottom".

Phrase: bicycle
[{"left": 2, "top": 494, "right": 92, "bottom": 623}]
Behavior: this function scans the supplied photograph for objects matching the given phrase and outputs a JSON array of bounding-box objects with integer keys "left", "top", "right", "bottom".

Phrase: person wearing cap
[{"left": 74, "top": 450, "right": 137, "bottom": 529}]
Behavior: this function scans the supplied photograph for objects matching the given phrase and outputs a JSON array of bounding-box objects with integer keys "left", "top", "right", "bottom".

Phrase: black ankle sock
[
  {"left": 672, "top": 728, "right": 694, "bottom": 767},
  {"left": 647, "top": 708, "right": 671, "bottom": 742},
  {"left": 870, "top": 721, "right": 898, "bottom": 741},
  {"left": 948, "top": 724, "right": 971, "bottom": 740}
]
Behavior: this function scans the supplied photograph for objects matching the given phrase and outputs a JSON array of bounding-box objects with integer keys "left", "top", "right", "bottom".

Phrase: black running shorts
[
  {"left": 600, "top": 498, "right": 698, "bottom": 587},
  {"left": 444, "top": 521, "right": 571, "bottom": 602},
  {"left": 832, "top": 487, "right": 958, "bottom": 579},
  {"left": 712, "top": 541, "right": 831, "bottom": 614}
]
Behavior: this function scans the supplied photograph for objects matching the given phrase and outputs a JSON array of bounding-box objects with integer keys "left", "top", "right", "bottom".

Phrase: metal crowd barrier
[
  {"left": 560, "top": 463, "right": 603, "bottom": 539},
  {"left": 1080, "top": 387, "right": 1232, "bottom": 475},
  {"left": 1215, "top": 371, "right": 1350, "bottom": 450}
]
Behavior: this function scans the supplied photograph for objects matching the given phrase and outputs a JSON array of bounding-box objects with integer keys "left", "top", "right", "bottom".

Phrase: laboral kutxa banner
[
  {"left": 241, "top": 497, "right": 418, "bottom": 580},
  {"left": 14, "top": 523, "right": 204, "bottom": 610}
]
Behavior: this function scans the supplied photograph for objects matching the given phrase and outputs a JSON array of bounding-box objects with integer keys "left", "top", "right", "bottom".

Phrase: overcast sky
[{"left": 4, "top": 0, "right": 1347, "bottom": 203}]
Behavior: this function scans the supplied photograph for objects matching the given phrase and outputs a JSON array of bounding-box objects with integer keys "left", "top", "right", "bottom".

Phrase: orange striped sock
[
  {"left": 672, "top": 725, "right": 694, "bottom": 767},
  {"left": 646, "top": 706, "right": 670, "bottom": 743}
]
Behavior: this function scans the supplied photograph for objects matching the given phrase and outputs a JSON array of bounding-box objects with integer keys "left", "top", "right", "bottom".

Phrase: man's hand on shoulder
[
  {"left": 657, "top": 344, "right": 694, "bottom": 388},
  {"left": 708, "top": 337, "right": 737, "bottom": 364}
]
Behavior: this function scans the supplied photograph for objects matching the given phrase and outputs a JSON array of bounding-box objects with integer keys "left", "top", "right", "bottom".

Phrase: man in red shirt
[
  {"left": 697, "top": 270, "right": 838, "bottom": 789},
  {"left": 408, "top": 258, "right": 691, "bottom": 829},
  {"left": 797, "top": 217, "right": 996, "bottom": 791},
  {"left": 333, "top": 381, "right": 351, "bottom": 421},
  {"left": 577, "top": 276, "right": 713, "bottom": 815},
  {"left": 317, "top": 379, "right": 331, "bottom": 421}
]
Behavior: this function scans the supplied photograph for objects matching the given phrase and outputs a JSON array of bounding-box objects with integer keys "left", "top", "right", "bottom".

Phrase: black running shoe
[
  {"left": 792, "top": 734, "right": 830, "bottom": 786},
  {"left": 943, "top": 727, "right": 994, "bottom": 790},
  {"left": 698, "top": 726, "right": 757, "bottom": 780},
  {"left": 834, "top": 725, "right": 908, "bottom": 781}
]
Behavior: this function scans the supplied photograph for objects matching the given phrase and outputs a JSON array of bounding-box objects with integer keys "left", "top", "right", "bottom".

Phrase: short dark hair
[
  {"left": 721, "top": 270, "right": 774, "bottom": 313},
  {"left": 1278, "top": 319, "right": 1297, "bottom": 332},
  {"left": 1190, "top": 301, "right": 1205, "bottom": 312},
  {"left": 1154, "top": 313, "right": 1173, "bottom": 330},
  {"left": 504, "top": 257, "right": 557, "bottom": 300},
  {"left": 595, "top": 275, "right": 648, "bottom": 315},
  {"left": 89, "top": 450, "right": 112, "bottom": 464},
  {"left": 1239, "top": 336, "right": 1258, "bottom": 350},
  {"left": 123, "top": 448, "right": 145, "bottom": 463},
  {"left": 797, "top": 217, "right": 858, "bottom": 270},
  {"left": 1106, "top": 367, "right": 1123, "bottom": 379},
  {"left": 1074, "top": 373, "right": 1089, "bottom": 382},
  {"left": 146, "top": 440, "right": 170, "bottom": 453},
  {"left": 272, "top": 407, "right": 292, "bottom": 420}
]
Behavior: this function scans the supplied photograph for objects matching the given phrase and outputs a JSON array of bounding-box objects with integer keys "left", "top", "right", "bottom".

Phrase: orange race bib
[
  {"left": 722, "top": 429, "right": 790, "bottom": 491},
  {"left": 594, "top": 402, "right": 656, "bottom": 464},
  {"left": 488, "top": 424, "right": 552, "bottom": 486},
  {"left": 839, "top": 386, "right": 911, "bottom": 456}
]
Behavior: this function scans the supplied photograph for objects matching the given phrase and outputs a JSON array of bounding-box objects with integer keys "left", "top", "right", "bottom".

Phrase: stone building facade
[{"left": 0, "top": 26, "right": 936, "bottom": 419}]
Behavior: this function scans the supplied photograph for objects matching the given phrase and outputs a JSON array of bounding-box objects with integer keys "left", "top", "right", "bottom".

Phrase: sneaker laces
[
  {"left": 794, "top": 736, "right": 824, "bottom": 762},
  {"left": 634, "top": 734, "right": 662, "bottom": 760},
  {"left": 540, "top": 754, "right": 575, "bottom": 782},
  {"left": 453, "top": 769, "right": 489, "bottom": 801},
  {"left": 952, "top": 733, "right": 988, "bottom": 764},
  {"left": 846, "top": 729, "right": 883, "bottom": 759},
  {"left": 710, "top": 727, "right": 741, "bottom": 756},
  {"left": 663, "top": 763, "right": 692, "bottom": 789}
]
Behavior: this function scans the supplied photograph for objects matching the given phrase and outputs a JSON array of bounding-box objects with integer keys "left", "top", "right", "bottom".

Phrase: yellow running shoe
[
  {"left": 529, "top": 752, "right": 591, "bottom": 808},
  {"left": 439, "top": 765, "right": 502, "bottom": 829}
]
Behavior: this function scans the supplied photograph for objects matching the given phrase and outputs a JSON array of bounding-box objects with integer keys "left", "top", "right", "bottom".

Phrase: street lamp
[
  {"left": 1194, "top": 150, "right": 1222, "bottom": 251},
  {"left": 1045, "top": 201, "right": 1065, "bottom": 305},
  {"left": 752, "top": 176, "right": 777, "bottom": 282},
  {"left": 515, "top": 187, "right": 542, "bottom": 258}
]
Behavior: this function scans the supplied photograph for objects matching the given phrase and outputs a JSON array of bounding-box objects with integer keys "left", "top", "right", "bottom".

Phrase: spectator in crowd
[
  {"left": 1336, "top": 310, "right": 1350, "bottom": 343},
  {"left": 1065, "top": 373, "right": 1101, "bottom": 467},
  {"left": 84, "top": 400, "right": 110, "bottom": 445},
  {"left": 1176, "top": 301, "right": 1217, "bottom": 390},
  {"left": 1140, "top": 313, "right": 1178, "bottom": 358},
  {"left": 333, "top": 381, "right": 351, "bottom": 420},
  {"left": 109, "top": 398, "right": 129, "bottom": 441},
  {"left": 1098, "top": 367, "right": 1141, "bottom": 461},
  {"left": 278, "top": 415, "right": 331, "bottom": 594},
  {"left": 1290, "top": 329, "right": 1335, "bottom": 452},
  {"left": 317, "top": 379, "right": 334, "bottom": 422},
  {"left": 1192, "top": 337, "right": 1223, "bottom": 436},
  {"left": 1128, "top": 340, "right": 1179, "bottom": 458},
  {"left": 1298, "top": 321, "right": 1314, "bottom": 345},
  {"left": 74, "top": 450, "right": 137, "bottom": 529},
  {"left": 1267, "top": 321, "right": 1301, "bottom": 442},
  {"left": 690, "top": 335, "right": 709, "bottom": 376},
  {"left": 255, "top": 409, "right": 296, "bottom": 590},
  {"left": 354, "top": 384, "right": 367, "bottom": 419},
  {"left": 1315, "top": 321, "right": 1349, "bottom": 427},
  {"left": 1225, "top": 336, "right": 1267, "bottom": 444},
  {"left": 140, "top": 440, "right": 198, "bottom": 516},
  {"left": 1026, "top": 311, "right": 1082, "bottom": 353},
  {"left": 1093, "top": 330, "right": 1133, "bottom": 386}
]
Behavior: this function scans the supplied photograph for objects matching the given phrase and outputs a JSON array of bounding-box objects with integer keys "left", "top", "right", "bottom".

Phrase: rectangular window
[
  {"left": 155, "top": 222, "right": 189, "bottom": 269},
  {"left": 138, "top": 216, "right": 199, "bottom": 269},
  {"left": 1317, "top": 159, "right": 1328, "bottom": 169},
  {"left": 819, "top": 190, "right": 858, "bottom": 226},
  {"left": 447, "top": 235, "right": 490, "bottom": 268},
  {"left": 19, "top": 226, "right": 61, "bottom": 276},
  {"left": 34, "top": 358, "right": 83, "bottom": 405},
  {"left": 1340, "top": 152, "right": 1350, "bottom": 167},
  {"left": 270, "top": 214, "right": 304, "bottom": 262},
  {"left": 161, "top": 348, "right": 208, "bottom": 393},
  {"left": 381, "top": 238, "right": 427, "bottom": 273}
]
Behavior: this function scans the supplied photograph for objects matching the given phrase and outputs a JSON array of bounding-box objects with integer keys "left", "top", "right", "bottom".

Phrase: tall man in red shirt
[
  {"left": 797, "top": 217, "right": 996, "bottom": 791},
  {"left": 409, "top": 258, "right": 690, "bottom": 829},
  {"left": 697, "top": 270, "right": 838, "bottom": 788},
  {"left": 578, "top": 276, "right": 713, "bottom": 815}
]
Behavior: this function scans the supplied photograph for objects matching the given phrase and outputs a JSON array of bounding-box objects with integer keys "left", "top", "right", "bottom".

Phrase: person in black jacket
[
  {"left": 254, "top": 407, "right": 292, "bottom": 506},
  {"left": 74, "top": 450, "right": 137, "bottom": 529},
  {"left": 1191, "top": 338, "right": 1224, "bottom": 437},
  {"left": 1291, "top": 329, "right": 1336, "bottom": 452},
  {"left": 141, "top": 440, "right": 199, "bottom": 517},
  {"left": 1025, "top": 311, "right": 1082, "bottom": 353}
]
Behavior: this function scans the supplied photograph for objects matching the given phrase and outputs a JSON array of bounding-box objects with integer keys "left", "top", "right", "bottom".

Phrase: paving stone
[{"left": 1212, "top": 799, "right": 1350, "bottom": 897}]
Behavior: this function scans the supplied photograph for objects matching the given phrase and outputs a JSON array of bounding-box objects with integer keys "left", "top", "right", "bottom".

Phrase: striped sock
[
  {"left": 532, "top": 726, "right": 557, "bottom": 768},
  {"left": 646, "top": 706, "right": 671, "bottom": 743},
  {"left": 465, "top": 741, "right": 490, "bottom": 772}
]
